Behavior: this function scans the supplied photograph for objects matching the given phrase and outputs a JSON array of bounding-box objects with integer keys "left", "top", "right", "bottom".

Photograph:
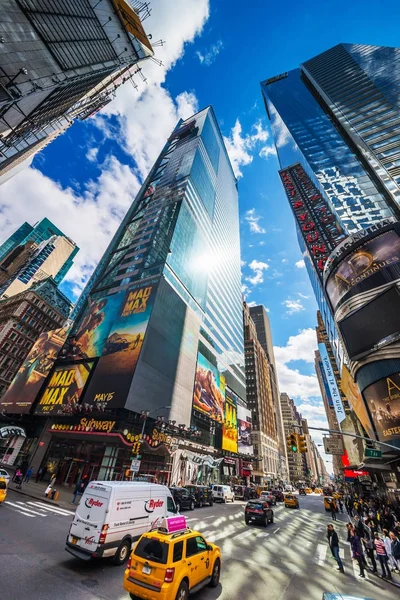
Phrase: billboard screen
[
  {"left": 318, "top": 343, "right": 346, "bottom": 424},
  {"left": 35, "top": 362, "right": 93, "bottom": 416},
  {"left": 338, "top": 286, "right": 400, "bottom": 360},
  {"left": 341, "top": 365, "right": 375, "bottom": 439},
  {"left": 0, "top": 326, "right": 70, "bottom": 414},
  {"left": 237, "top": 403, "right": 253, "bottom": 455},
  {"left": 326, "top": 229, "right": 400, "bottom": 310},
  {"left": 362, "top": 372, "right": 400, "bottom": 443},
  {"left": 222, "top": 388, "right": 238, "bottom": 453},
  {"left": 83, "top": 281, "right": 158, "bottom": 409},
  {"left": 193, "top": 352, "right": 225, "bottom": 423},
  {"left": 64, "top": 292, "right": 124, "bottom": 360}
]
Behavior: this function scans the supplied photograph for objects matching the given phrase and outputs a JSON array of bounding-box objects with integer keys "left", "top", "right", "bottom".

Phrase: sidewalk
[{"left": 7, "top": 479, "right": 77, "bottom": 512}]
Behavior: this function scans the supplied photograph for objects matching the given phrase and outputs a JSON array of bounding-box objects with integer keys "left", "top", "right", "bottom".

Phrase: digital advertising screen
[
  {"left": 363, "top": 372, "right": 400, "bottom": 443},
  {"left": 326, "top": 229, "right": 400, "bottom": 311},
  {"left": 83, "top": 281, "right": 158, "bottom": 409},
  {"left": 35, "top": 362, "right": 93, "bottom": 416},
  {"left": 0, "top": 325, "right": 70, "bottom": 414},
  {"left": 193, "top": 352, "right": 225, "bottom": 423},
  {"left": 237, "top": 403, "right": 253, "bottom": 455},
  {"left": 222, "top": 388, "right": 238, "bottom": 453},
  {"left": 341, "top": 365, "right": 375, "bottom": 440}
]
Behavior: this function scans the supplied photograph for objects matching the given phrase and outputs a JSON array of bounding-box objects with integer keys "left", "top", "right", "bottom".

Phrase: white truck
[{"left": 65, "top": 481, "right": 176, "bottom": 564}]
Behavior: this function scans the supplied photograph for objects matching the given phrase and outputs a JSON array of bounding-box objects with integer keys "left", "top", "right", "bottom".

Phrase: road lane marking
[
  {"left": 256, "top": 532, "right": 270, "bottom": 538},
  {"left": 4, "top": 502, "right": 36, "bottom": 517},
  {"left": 5, "top": 500, "right": 47, "bottom": 516},
  {"left": 315, "top": 543, "right": 327, "bottom": 565},
  {"left": 273, "top": 528, "right": 280, "bottom": 533},
  {"left": 231, "top": 529, "right": 255, "bottom": 541},
  {"left": 26, "top": 501, "right": 75, "bottom": 516}
]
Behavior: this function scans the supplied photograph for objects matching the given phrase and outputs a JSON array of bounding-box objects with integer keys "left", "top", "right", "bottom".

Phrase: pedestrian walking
[
  {"left": 24, "top": 467, "right": 33, "bottom": 483},
  {"left": 72, "top": 479, "right": 85, "bottom": 504},
  {"left": 14, "top": 468, "right": 23, "bottom": 488},
  {"left": 350, "top": 530, "right": 365, "bottom": 578},
  {"left": 362, "top": 525, "right": 377, "bottom": 573},
  {"left": 338, "top": 498, "right": 344, "bottom": 514},
  {"left": 327, "top": 524, "right": 344, "bottom": 573},
  {"left": 383, "top": 529, "right": 396, "bottom": 572},
  {"left": 329, "top": 498, "right": 337, "bottom": 520},
  {"left": 374, "top": 532, "right": 392, "bottom": 579},
  {"left": 390, "top": 531, "right": 400, "bottom": 572}
]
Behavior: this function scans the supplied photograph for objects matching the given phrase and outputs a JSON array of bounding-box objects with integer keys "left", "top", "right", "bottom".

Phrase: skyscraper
[
  {"left": 0, "top": 218, "right": 78, "bottom": 298},
  {"left": 280, "top": 392, "right": 307, "bottom": 483},
  {"left": 0, "top": 0, "right": 153, "bottom": 183},
  {"left": 6, "top": 107, "right": 248, "bottom": 484}
]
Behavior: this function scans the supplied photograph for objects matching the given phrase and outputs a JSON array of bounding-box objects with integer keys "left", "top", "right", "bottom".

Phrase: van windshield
[{"left": 134, "top": 537, "right": 168, "bottom": 564}]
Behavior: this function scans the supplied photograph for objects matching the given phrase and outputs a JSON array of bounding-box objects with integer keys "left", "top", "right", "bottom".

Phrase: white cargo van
[
  {"left": 212, "top": 484, "right": 234, "bottom": 503},
  {"left": 66, "top": 481, "right": 176, "bottom": 564}
]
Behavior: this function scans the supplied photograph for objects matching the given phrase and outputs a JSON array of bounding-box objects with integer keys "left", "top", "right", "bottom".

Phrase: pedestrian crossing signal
[
  {"left": 298, "top": 435, "right": 307, "bottom": 453},
  {"left": 287, "top": 433, "right": 298, "bottom": 452}
]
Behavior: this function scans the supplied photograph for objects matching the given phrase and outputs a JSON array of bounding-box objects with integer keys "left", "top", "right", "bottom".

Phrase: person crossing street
[
  {"left": 350, "top": 529, "right": 365, "bottom": 578},
  {"left": 327, "top": 524, "right": 344, "bottom": 573}
]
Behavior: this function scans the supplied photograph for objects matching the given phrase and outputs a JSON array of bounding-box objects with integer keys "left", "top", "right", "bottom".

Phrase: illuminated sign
[
  {"left": 280, "top": 164, "right": 345, "bottom": 280},
  {"left": 51, "top": 419, "right": 116, "bottom": 434},
  {"left": 223, "top": 389, "right": 238, "bottom": 453},
  {"left": 35, "top": 363, "right": 92, "bottom": 416},
  {"left": 363, "top": 372, "right": 400, "bottom": 442}
]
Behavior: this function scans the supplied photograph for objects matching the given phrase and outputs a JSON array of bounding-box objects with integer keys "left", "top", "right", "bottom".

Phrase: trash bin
[{"left": 50, "top": 489, "right": 57, "bottom": 500}]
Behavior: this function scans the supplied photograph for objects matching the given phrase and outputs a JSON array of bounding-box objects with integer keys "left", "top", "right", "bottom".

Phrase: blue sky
[{"left": 1, "top": 0, "right": 399, "bottom": 471}]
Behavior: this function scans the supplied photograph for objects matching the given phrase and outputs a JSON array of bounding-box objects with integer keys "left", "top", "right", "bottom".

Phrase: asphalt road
[{"left": 0, "top": 490, "right": 398, "bottom": 600}]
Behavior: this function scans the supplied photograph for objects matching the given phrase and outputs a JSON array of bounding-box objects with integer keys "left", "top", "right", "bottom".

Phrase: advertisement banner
[
  {"left": 111, "top": 0, "right": 153, "bottom": 51},
  {"left": 362, "top": 373, "right": 400, "bottom": 442},
  {"left": 64, "top": 292, "right": 124, "bottom": 360},
  {"left": 237, "top": 403, "right": 253, "bottom": 455},
  {"left": 318, "top": 358, "right": 333, "bottom": 408},
  {"left": 340, "top": 412, "right": 365, "bottom": 467},
  {"left": 0, "top": 325, "right": 70, "bottom": 414},
  {"left": 193, "top": 352, "right": 225, "bottom": 423},
  {"left": 326, "top": 229, "right": 400, "bottom": 310},
  {"left": 83, "top": 281, "right": 158, "bottom": 409},
  {"left": 35, "top": 362, "right": 93, "bottom": 416},
  {"left": 223, "top": 388, "right": 238, "bottom": 453},
  {"left": 341, "top": 365, "right": 375, "bottom": 439},
  {"left": 318, "top": 343, "right": 346, "bottom": 425}
]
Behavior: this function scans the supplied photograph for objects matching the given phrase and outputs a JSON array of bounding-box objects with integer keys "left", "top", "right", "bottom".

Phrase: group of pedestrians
[
  {"left": 12, "top": 465, "right": 34, "bottom": 488},
  {"left": 327, "top": 494, "right": 400, "bottom": 580}
]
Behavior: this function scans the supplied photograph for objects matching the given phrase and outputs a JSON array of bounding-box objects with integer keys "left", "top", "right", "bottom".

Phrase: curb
[{"left": 8, "top": 485, "right": 76, "bottom": 511}]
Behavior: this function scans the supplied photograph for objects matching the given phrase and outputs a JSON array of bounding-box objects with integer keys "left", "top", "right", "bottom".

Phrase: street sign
[
  {"left": 130, "top": 459, "right": 141, "bottom": 472},
  {"left": 364, "top": 448, "right": 382, "bottom": 459},
  {"left": 323, "top": 435, "right": 344, "bottom": 455}
]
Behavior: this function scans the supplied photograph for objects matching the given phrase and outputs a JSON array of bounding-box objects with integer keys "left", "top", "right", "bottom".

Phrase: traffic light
[
  {"left": 287, "top": 433, "right": 298, "bottom": 453},
  {"left": 298, "top": 435, "right": 307, "bottom": 453}
]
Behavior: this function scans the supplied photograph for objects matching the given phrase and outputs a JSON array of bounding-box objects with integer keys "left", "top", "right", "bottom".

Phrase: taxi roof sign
[{"left": 158, "top": 515, "right": 187, "bottom": 533}]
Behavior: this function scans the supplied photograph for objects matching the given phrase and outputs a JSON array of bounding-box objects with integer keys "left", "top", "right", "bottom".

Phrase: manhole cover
[{"left": 81, "top": 579, "right": 99, "bottom": 588}]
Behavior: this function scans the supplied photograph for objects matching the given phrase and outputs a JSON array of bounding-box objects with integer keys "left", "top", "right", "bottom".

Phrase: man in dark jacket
[
  {"left": 350, "top": 530, "right": 365, "bottom": 578},
  {"left": 327, "top": 524, "right": 344, "bottom": 573}
]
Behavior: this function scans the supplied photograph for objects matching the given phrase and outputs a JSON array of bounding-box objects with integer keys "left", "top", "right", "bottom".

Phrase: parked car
[
  {"left": 0, "top": 468, "right": 10, "bottom": 484},
  {"left": 185, "top": 485, "right": 213, "bottom": 507},
  {"left": 212, "top": 484, "right": 234, "bottom": 503},
  {"left": 245, "top": 499, "right": 274, "bottom": 526},
  {"left": 169, "top": 487, "right": 196, "bottom": 512}
]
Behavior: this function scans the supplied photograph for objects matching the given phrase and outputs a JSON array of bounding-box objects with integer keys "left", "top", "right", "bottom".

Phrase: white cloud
[
  {"left": 240, "top": 260, "right": 247, "bottom": 267},
  {"left": 196, "top": 39, "right": 223, "bottom": 65},
  {"left": 245, "top": 259, "right": 270, "bottom": 286},
  {"left": 86, "top": 146, "right": 99, "bottom": 162},
  {"left": 269, "top": 103, "right": 293, "bottom": 148},
  {"left": 259, "top": 144, "right": 276, "bottom": 159},
  {"left": 282, "top": 298, "right": 305, "bottom": 315},
  {"left": 274, "top": 328, "right": 320, "bottom": 401},
  {"left": 281, "top": 258, "right": 288, "bottom": 264},
  {"left": 295, "top": 259, "right": 306, "bottom": 269},
  {"left": 297, "top": 292, "right": 309, "bottom": 299},
  {"left": 223, "top": 119, "right": 270, "bottom": 178},
  {"left": 244, "top": 208, "right": 266, "bottom": 234},
  {"left": 0, "top": 0, "right": 210, "bottom": 296},
  {"left": 247, "top": 301, "right": 257, "bottom": 308}
]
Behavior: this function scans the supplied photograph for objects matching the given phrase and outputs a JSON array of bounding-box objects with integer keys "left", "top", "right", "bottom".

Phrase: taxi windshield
[
  {"left": 134, "top": 537, "right": 168, "bottom": 564},
  {"left": 0, "top": 480, "right": 6, "bottom": 489}
]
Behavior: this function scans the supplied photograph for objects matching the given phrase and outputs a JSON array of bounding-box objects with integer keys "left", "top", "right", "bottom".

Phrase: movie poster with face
[
  {"left": 193, "top": 352, "right": 225, "bottom": 423},
  {"left": 34, "top": 362, "right": 93, "bottom": 416},
  {"left": 222, "top": 389, "right": 238, "bottom": 452},
  {"left": 83, "top": 281, "right": 159, "bottom": 409},
  {"left": 0, "top": 325, "right": 70, "bottom": 414},
  {"left": 237, "top": 403, "right": 253, "bottom": 455},
  {"left": 363, "top": 373, "right": 400, "bottom": 442}
]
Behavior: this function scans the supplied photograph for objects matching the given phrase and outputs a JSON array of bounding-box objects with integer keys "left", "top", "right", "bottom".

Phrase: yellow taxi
[
  {"left": 332, "top": 492, "right": 343, "bottom": 500},
  {"left": 124, "top": 516, "right": 221, "bottom": 600},
  {"left": 305, "top": 487, "right": 313, "bottom": 494},
  {"left": 323, "top": 496, "right": 336, "bottom": 511},
  {"left": 314, "top": 488, "right": 322, "bottom": 494},
  {"left": 0, "top": 477, "right": 7, "bottom": 505},
  {"left": 284, "top": 493, "right": 299, "bottom": 509}
]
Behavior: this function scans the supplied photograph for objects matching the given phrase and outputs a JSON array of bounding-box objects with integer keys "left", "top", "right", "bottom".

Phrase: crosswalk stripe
[
  {"left": 5, "top": 500, "right": 47, "bottom": 516},
  {"left": 4, "top": 502, "right": 35, "bottom": 517},
  {"left": 26, "top": 501, "right": 74, "bottom": 516},
  {"left": 230, "top": 529, "right": 256, "bottom": 541},
  {"left": 316, "top": 543, "right": 327, "bottom": 565},
  {"left": 256, "top": 532, "right": 270, "bottom": 538}
]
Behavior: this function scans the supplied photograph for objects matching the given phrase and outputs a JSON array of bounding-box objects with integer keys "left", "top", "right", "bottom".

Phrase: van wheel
[
  {"left": 190, "top": 500, "right": 195, "bottom": 511},
  {"left": 113, "top": 539, "right": 131, "bottom": 565},
  {"left": 175, "top": 580, "right": 188, "bottom": 600},
  {"left": 209, "top": 558, "right": 220, "bottom": 587}
]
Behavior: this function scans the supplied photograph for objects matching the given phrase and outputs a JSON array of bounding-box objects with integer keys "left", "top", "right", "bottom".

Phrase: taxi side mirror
[{"left": 207, "top": 544, "right": 213, "bottom": 551}]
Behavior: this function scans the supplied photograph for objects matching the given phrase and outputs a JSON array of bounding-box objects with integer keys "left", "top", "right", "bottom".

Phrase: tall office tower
[
  {"left": 0, "top": 279, "right": 71, "bottom": 405},
  {"left": 248, "top": 304, "right": 288, "bottom": 482},
  {"left": 0, "top": 1, "right": 153, "bottom": 183},
  {"left": 0, "top": 218, "right": 78, "bottom": 298},
  {"left": 280, "top": 392, "right": 307, "bottom": 483},
  {"left": 3, "top": 107, "right": 248, "bottom": 484},
  {"left": 243, "top": 302, "right": 281, "bottom": 485},
  {"left": 262, "top": 44, "right": 400, "bottom": 465}
]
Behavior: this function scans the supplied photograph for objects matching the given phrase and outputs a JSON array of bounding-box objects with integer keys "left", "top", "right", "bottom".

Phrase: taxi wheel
[
  {"left": 113, "top": 539, "right": 131, "bottom": 565},
  {"left": 209, "top": 558, "right": 221, "bottom": 587},
  {"left": 175, "top": 580, "right": 189, "bottom": 600}
]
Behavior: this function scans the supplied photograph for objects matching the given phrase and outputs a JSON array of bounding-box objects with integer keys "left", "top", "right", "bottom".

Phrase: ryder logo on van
[
  {"left": 144, "top": 499, "right": 164, "bottom": 513},
  {"left": 85, "top": 498, "right": 103, "bottom": 508}
]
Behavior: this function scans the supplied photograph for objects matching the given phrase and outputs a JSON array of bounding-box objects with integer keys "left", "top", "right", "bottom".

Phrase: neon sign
[{"left": 280, "top": 164, "right": 346, "bottom": 280}]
